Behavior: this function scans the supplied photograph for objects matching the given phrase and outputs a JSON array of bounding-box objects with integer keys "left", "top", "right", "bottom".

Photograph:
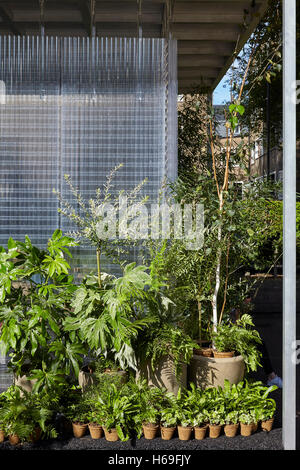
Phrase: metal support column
[{"left": 283, "top": 0, "right": 297, "bottom": 451}]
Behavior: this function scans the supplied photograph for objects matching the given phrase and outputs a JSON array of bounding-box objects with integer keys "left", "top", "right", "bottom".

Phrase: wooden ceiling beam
[
  {"left": 178, "top": 54, "right": 226, "bottom": 68},
  {"left": 178, "top": 40, "right": 235, "bottom": 56},
  {"left": 172, "top": 2, "right": 256, "bottom": 24},
  {"left": 171, "top": 23, "right": 242, "bottom": 41}
]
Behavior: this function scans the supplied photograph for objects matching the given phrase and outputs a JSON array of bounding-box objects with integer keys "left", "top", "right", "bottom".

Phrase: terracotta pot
[
  {"left": 9, "top": 434, "right": 20, "bottom": 445},
  {"left": 200, "top": 348, "right": 213, "bottom": 357},
  {"left": 240, "top": 423, "right": 253, "bottom": 436},
  {"left": 213, "top": 351, "right": 235, "bottom": 358},
  {"left": 28, "top": 427, "right": 42, "bottom": 443},
  {"left": 194, "top": 425, "right": 207, "bottom": 440},
  {"left": 209, "top": 424, "right": 222, "bottom": 438},
  {"left": 72, "top": 422, "right": 88, "bottom": 438},
  {"left": 88, "top": 423, "right": 103, "bottom": 439},
  {"left": 0, "top": 429, "right": 5, "bottom": 443},
  {"left": 103, "top": 427, "right": 119, "bottom": 442},
  {"left": 142, "top": 423, "right": 159, "bottom": 440},
  {"left": 160, "top": 426, "right": 176, "bottom": 440},
  {"left": 261, "top": 418, "right": 274, "bottom": 432},
  {"left": 224, "top": 423, "right": 239, "bottom": 437},
  {"left": 177, "top": 425, "right": 193, "bottom": 441}
]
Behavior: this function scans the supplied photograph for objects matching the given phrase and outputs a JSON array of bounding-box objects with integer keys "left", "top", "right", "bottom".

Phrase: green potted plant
[
  {"left": 160, "top": 408, "right": 177, "bottom": 441},
  {"left": 65, "top": 403, "right": 89, "bottom": 438},
  {"left": 0, "top": 385, "right": 56, "bottom": 445},
  {"left": 224, "top": 410, "right": 240, "bottom": 437},
  {"left": 193, "top": 411, "right": 209, "bottom": 440},
  {"left": 95, "top": 383, "right": 138, "bottom": 442},
  {"left": 64, "top": 262, "right": 157, "bottom": 375},
  {"left": 260, "top": 397, "right": 277, "bottom": 432},
  {"left": 140, "top": 406, "right": 160, "bottom": 440},
  {"left": 208, "top": 409, "right": 225, "bottom": 439},
  {"left": 86, "top": 409, "right": 103, "bottom": 440},
  {"left": 211, "top": 314, "right": 262, "bottom": 372},
  {"left": 239, "top": 411, "right": 255, "bottom": 437},
  {"left": 0, "top": 231, "right": 85, "bottom": 391}
]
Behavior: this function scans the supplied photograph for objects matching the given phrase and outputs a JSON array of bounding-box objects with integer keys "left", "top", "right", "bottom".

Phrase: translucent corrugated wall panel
[
  {"left": 0, "top": 36, "right": 177, "bottom": 381},
  {"left": 0, "top": 36, "right": 177, "bottom": 250},
  {"left": 0, "top": 36, "right": 61, "bottom": 246}
]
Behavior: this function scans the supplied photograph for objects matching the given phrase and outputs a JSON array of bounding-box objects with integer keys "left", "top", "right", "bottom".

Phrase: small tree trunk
[{"left": 96, "top": 247, "right": 101, "bottom": 288}]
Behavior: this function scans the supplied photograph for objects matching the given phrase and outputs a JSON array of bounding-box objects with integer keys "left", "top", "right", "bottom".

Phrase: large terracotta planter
[
  {"left": 189, "top": 354, "right": 245, "bottom": 389},
  {"left": 0, "top": 429, "right": 5, "bottom": 443},
  {"left": 136, "top": 356, "right": 187, "bottom": 395},
  {"left": 14, "top": 375, "right": 37, "bottom": 394},
  {"left": 79, "top": 368, "right": 127, "bottom": 391}
]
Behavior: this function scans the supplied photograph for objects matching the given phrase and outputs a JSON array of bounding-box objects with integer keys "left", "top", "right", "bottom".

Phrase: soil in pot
[
  {"left": 177, "top": 425, "right": 193, "bottom": 441},
  {"left": 142, "top": 423, "right": 159, "bottom": 440},
  {"left": 213, "top": 351, "right": 235, "bottom": 358},
  {"left": 224, "top": 423, "right": 239, "bottom": 438},
  {"left": 88, "top": 423, "right": 103, "bottom": 439},
  {"left": 160, "top": 426, "right": 176, "bottom": 440},
  {"left": 209, "top": 424, "right": 222, "bottom": 438},
  {"left": 72, "top": 422, "right": 88, "bottom": 438},
  {"left": 9, "top": 434, "right": 20, "bottom": 445},
  {"left": 103, "top": 427, "right": 119, "bottom": 442},
  {"left": 194, "top": 425, "right": 207, "bottom": 440},
  {"left": 0, "top": 429, "right": 5, "bottom": 443},
  {"left": 240, "top": 423, "right": 253, "bottom": 437},
  {"left": 261, "top": 418, "right": 274, "bottom": 432}
]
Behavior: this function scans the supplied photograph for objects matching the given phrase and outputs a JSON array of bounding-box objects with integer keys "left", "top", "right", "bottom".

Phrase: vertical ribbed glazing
[{"left": 0, "top": 36, "right": 177, "bottom": 251}]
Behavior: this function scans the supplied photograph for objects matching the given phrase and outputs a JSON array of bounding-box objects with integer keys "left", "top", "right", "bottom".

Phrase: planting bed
[{"left": 0, "top": 390, "right": 283, "bottom": 451}]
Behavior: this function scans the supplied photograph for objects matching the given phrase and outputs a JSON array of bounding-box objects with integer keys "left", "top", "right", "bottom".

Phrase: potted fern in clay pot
[
  {"left": 224, "top": 410, "right": 240, "bottom": 438},
  {"left": 208, "top": 409, "right": 225, "bottom": 439},
  {"left": 160, "top": 408, "right": 177, "bottom": 441}
]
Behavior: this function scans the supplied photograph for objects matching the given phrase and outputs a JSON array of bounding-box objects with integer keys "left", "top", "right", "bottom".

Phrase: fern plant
[
  {"left": 0, "top": 386, "right": 57, "bottom": 441},
  {"left": 211, "top": 314, "right": 262, "bottom": 371}
]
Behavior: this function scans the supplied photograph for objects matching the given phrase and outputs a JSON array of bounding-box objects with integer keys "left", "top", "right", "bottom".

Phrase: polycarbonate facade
[
  {"left": 0, "top": 35, "right": 177, "bottom": 248},
  {"left": 0, "top": 35, "right": 177, "bottom": 388}
]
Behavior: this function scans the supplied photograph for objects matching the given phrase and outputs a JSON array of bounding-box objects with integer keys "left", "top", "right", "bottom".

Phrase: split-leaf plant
[{"left": 0, "top": 230, "right": 85, "bottom": 390}]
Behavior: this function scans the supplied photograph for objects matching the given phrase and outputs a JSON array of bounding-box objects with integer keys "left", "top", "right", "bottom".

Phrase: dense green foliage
[
  {"left": 212, "top": 314, "right": 262, "bottom": 372},
  {"left": 0, "top": 231, "right": 84, "bottom": 389}
]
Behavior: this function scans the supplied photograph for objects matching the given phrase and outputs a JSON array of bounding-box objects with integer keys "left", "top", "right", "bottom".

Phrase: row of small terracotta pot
[
  {"left": 0, "top": 427, "right": 41, "bottom": 446},
  {"left": 72, "top": 417, "right": 274, "bottom": 442}
]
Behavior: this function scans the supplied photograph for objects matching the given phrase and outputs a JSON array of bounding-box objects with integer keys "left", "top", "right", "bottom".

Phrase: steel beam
[{"left": 282, "top": 0, "right": 297, "bottom": 451}]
